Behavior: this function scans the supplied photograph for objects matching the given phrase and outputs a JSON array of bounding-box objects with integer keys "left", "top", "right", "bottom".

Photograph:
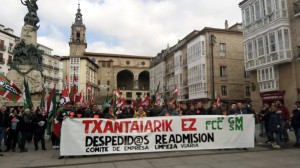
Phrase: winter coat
[
  {"left": 32, "top": 114, "right": 47, "bottom": 134},
  {"left": 0, "top": 110, "right": 10, "bottom": 127},
  {"left": 19, "top": 113, "right": 33, "bottom": 132},
  {"left": 291, "top": 108, "right": 300, "bottom": 128},
  {"left": 268, "top": 111, "right": 282, "bottom": 132}
]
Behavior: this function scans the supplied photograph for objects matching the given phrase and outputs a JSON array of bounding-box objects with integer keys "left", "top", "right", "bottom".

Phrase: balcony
[
  {"left": 245, "top": 50, "right": 292, "bottom": 71},
  {"left": 0, "top": 45, "right": 6, "bottom": 52},
  {"left": 294, "top": 1, "right": 300, "bottom": 17},
  {"left": 259, "top": 80, "right": 279, "bottom": 93}
]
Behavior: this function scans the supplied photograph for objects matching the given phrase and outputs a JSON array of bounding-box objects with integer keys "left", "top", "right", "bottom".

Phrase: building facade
[
  {"left": 150, "top": 24, "right": 250, "bottom": 107},
  {"left": 239, "top": 0, "right": 300, "bottom": 111},
  {"left": 61, "top": 56, "right": 99, "bottom": 101},
  {"left": 83, "top": 52, "right": 151, "bottom": 104},
  {"left": 66, "top": 4, "right": 151, "bottom": 105},
  {"left": 0, "top": 24, "right": 18, "bottom": 76},
  {"left": 39, "top": 44, "right": 64, "bottom": 94}
]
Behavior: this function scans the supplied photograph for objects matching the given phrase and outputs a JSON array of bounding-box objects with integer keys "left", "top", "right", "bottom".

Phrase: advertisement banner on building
[{"left": 60, "top": 115, "right": 255, "bottom": 156}]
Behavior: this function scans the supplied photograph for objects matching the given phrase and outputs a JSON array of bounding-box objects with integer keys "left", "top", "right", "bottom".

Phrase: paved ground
[{"left": 0, "top": 127, "right": 300, "bottom": 168}]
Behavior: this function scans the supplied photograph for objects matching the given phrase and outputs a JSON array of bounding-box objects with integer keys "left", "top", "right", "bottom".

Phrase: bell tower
[{"left": 69, "top": 3, "right": 87, "bottom": 56}]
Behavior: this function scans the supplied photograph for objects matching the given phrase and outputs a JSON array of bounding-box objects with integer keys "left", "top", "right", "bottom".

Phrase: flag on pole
[
  {"left": 90, "top": 94, "right": 94, "bottom": 105},
  {"left": 173, "top": 84, "right": 178, "bottom": 97},
  {"left": 75, "top": 90, "right": 83, "bottom": 104},
  {"left": 60, "top": 86, "right": 70, "bottom": 105},
  {"left": 0, "top": 72, "right": 22, "bottom": 103},
  {"left": 69, "top": 73, "right": 78, "bottom": 102},
  {"left": 46, "top": 85, "right": 56, "bottom": 118},
  {"left": 155, "top": 82, "right": 160, "bottom": 93},
  {"left": 86, "top": 82, "right": 91, "bottom": 104},
  {"left": 23, "top": 79, "right": 33, "bottom": 109},
  {"left": 131, "top": 100, "right": 135, "bottom": 108},
  {"left": 138, "top": 96, "right": 150, "bottom": 107},
  {"left": 65, "top": 74, "right": 69, "bottom": 94},
  {"left": 216, "top": 95, "right": 221, "bottom": 107}
]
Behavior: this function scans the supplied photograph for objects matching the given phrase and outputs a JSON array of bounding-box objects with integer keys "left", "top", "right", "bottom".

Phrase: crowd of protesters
[
  {"left": 258, "top": 100, "right": 300, "bottom": 149},
  {"left": 1, "top": 99, "right": 300, "bottom": 158}
]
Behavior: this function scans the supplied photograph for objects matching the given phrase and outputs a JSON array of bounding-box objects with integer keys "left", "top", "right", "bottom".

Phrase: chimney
[{"left": 225, "top": 20, "right": 229, "bottom": 29}]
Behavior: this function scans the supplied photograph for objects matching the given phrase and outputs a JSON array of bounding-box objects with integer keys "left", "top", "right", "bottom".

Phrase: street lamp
[{"left": 210, "top": 34, "right": 216, "bottom": 102}]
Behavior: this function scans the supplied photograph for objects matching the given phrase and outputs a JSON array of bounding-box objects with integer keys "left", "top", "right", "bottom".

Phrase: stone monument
[{"left": 7, "top": 0, "right": 44, "bottom": 107}]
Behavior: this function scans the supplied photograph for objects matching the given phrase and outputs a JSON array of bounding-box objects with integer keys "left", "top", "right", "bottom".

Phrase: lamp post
[{"left": 210, "top": 34, "right": 216, "bottom": 102}]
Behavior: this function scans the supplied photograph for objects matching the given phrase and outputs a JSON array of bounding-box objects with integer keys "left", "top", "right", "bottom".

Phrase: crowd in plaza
[{"left": 0, "top": 99, "right": 300, "bottom": 158}]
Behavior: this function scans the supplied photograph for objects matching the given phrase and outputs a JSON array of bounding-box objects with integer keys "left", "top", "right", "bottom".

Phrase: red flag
[
  {"left": 131, "top": 100, "right": 135, "bottom": 108},
  {"left": 69, "top": 73, "right": 78, "bottom": 102},
  {"left": 138, "top": 96, "right": 149, "bottom": 107},
  {"left": 65, "top": 74, "right": 69, "bottom": 94},
  {"left": 87, "top": 82, "right": 91, "bottom": 94},
  {"left": 173, "top": 84, "right": 178, "bottom": 97},
  {"left": 75, "top": 90, "right": 83, "bottom": 104},
  {"left": 90, "top": 94, "right": 94, "bottom": 105},
  {"left": 0, "top": 73, "right": 22, "bottom": 103},
  {"left": 216, "top": 95, "right": 221, "bottom": 107},
  {"left": 53, "top": 110, "right": 61, "bottom": 137}
]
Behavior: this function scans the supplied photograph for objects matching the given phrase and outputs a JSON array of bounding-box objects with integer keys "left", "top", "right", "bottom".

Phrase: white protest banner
[{"left": 61, "top": 115, "right": 255, "bottom": 156}]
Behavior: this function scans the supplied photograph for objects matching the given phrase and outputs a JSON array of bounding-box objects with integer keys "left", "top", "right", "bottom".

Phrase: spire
[{"left": 75, "top": 1, "right": 83, "bottom": 25}]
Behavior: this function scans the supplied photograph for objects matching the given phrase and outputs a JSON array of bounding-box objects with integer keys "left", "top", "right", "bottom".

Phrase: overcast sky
[{"left": 0, "top": 0, "right": 242, "bottom": 57}]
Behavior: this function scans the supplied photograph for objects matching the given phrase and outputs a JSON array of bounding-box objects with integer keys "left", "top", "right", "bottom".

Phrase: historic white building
[
  {"left": 0, "top": 24, "right": 18, "bottom": 76},
  {"left": 239, "top": 0, "right": 300, "bottom": 111}
]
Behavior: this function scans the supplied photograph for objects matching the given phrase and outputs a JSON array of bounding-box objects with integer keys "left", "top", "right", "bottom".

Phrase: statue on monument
[{"left": 21, "top": 0, "right": 40, "bottom": 30}]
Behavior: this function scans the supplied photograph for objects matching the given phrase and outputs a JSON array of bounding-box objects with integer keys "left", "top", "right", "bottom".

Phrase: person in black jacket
[
  {"left": 32, "top": 109, "right": 47, "bottom": 150},
  {"left": 0, "top": 105, "right": 10, "bottom": 152},
  {"left": 5, "top": 109, "right": 20, "bottom": 152},
  {"left": 291, "top": 101, "right": 300, "bottom": 147},
  {"left": 195, "top": 102, "right": 207, "bottom": 115},
  {"left": 185, "top": 105, "right": 196, "bottom": 115},
  {"left": 19, "top": 108, "right": 33, "bottom": 152},
  {"left": 268, "top": 106, "right": 283, "bottom": 149}
]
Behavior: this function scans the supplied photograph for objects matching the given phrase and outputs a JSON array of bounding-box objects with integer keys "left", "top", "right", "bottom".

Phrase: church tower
[{"left": 69, "top": 3, "right": 87, "bottom": 56}]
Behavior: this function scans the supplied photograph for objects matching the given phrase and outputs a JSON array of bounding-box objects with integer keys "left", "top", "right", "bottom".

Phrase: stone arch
[
  {"left": 138, "top": 70, "right": 150, "bottom": 90},
  {"left": 117, "top": 69, "right": 134, "bottom": 90}
]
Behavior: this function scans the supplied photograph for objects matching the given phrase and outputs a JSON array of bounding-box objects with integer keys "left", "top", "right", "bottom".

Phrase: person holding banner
[
  {"left": 90, "top": 104, "right": 101, "bottom": 118},
  {"left": 195, "top": 102, "right": 207, "bottom": 115},
  {"left": 134, "top": 107, "right": 147, "bottom": 118},
  {"left": 158, "top": 102, "right": 179, "bottom": 116},
  {"left": 105, "top": 107, "right": 116, "bottom": 119},
  {"left": 74, "top": 102, "right": 84, "bottom": 118},
  {"left": 57, "top": 101, "right": 75, "bottom": 159}
]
